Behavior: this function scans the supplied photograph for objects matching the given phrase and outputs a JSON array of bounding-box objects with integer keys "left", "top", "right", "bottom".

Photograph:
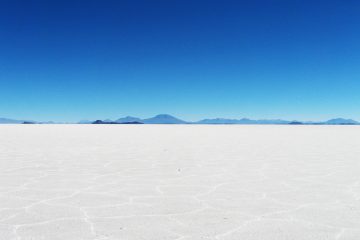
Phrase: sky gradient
[{"left": 1, "top": 0, "right": 360, "bottom": 122}]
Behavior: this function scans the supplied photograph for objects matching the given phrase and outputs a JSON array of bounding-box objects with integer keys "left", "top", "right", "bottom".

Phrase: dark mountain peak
[
  {"left": 120, "top": 121, "right": 144, "bottom": 124},
  {"left": 289, "top": 121, "right": 304, "bottom": 125},
  {"left": 23, "top": 121, "right": 36, "bottom": 124},
  {"left": 92, "top": 120, "right": 119, "bottom": 124},
  {"left": 92, "top": 120, "right": 105, "bottom": 124}
]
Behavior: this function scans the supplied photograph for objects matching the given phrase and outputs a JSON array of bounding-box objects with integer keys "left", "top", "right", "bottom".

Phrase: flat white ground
[{"left": 0, "top": 125, "right": 360, "bottom": 240}]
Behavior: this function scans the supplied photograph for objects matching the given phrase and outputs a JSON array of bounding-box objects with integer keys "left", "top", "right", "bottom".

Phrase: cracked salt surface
[{"left": 0, "top": 125, "right": 360, "bottom": 239}]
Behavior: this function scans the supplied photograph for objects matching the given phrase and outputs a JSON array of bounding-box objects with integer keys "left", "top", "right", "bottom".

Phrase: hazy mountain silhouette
[
  {"left": 196, "top": 118, "right": 290, "bottom": 124},
  {"left": 78, "top": 120, "right": 93, "bottom": 124},
  {"left": 325, "top": 118, "right": 359, "bottom": 125},
  {"left": 116, "top": 116, "right": 142, "bottom": 123},
  {"left": 142, "top": 114, "right": 187, "bottom": 124},
  {"left": 103, "top": 119, "right": 114, "bottom": 123},
  {"left": 196, "top": 118, "right": 246, "bottom": 124},
  {"left": 0, "top": 118, "right": 30, "bottom": 124}
]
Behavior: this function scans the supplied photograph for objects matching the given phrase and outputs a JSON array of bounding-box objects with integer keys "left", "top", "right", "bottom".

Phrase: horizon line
[{"left": 1, "top": 114, "right": 359, "bottom": 124}]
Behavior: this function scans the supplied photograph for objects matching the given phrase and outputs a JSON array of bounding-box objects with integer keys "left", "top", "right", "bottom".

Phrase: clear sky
[{"left": 1, "top": 0, "right": 360, "bottom": 122}]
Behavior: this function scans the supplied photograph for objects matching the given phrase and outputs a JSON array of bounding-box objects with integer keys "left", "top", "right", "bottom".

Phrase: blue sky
[{"left": 1, "top": 0, "right": 360, "bottom": 122}]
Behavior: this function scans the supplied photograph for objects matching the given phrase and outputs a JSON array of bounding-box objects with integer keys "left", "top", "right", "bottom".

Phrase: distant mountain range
[
  {"left": 90, "top": 114, "right": 187, "bottom": 124},
  {"left": 88, "top": 115, "right": 360, "bottom": 125},
  {"left": 324, "top": 118, "right": 359, "bottom": 125},
  {"left": 0, "top": 118, "right": 33, "bottom": 124},
  {"left": 116, "top": 116, "right": 142, "bottom": 123},
  {"left": 196, "top": 118, "right": 291, "bottom": 124},
  {"left": 1, "top": 115, "right": 359, "bottom": 125},
  {"left": 0, "top": 118, "right": 52, "bottom": 124}
]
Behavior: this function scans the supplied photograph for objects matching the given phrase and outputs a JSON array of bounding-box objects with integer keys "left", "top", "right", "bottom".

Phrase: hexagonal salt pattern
[{"left": 1, "top": 124, "right": 360, "bottom": 240}]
